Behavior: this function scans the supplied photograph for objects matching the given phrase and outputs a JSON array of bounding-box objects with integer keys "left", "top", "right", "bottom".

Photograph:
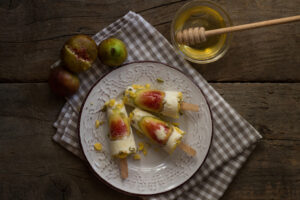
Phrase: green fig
[
  {"left": 98, "top": 38, "right": 127, "bottom": 67},
  {"left": 49, "top": 67, "right": 80, "bottom": 97},
  {"left": 61, "top": 35, "right": 97, "bottom": 73}
]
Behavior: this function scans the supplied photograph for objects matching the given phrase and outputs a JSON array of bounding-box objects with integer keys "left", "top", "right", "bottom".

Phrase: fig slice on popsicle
[
  {"left": 124, "top": 84, "right": 199, "bottom": 119},
  {"left": 134, "top": 89, "right": 165, "bottom": 113},
  {"left": 130, "top": 108, "right": 196, "bottom": 156},
  {"left": 138, "top": 116, "right": 172, "bottom": 145},
  {"left": 106, "top": 99, "right": 136, "bottom": 179},
  {"left": 109, "top": 113, "right": 130, "bottom": 140}
]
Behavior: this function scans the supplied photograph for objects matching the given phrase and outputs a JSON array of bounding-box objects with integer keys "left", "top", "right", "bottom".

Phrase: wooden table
[{"left": 0, "top": 0, "right": 299, "bottom": 199}]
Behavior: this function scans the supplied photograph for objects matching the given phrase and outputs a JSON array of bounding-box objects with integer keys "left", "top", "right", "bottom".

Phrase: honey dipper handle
[
  {"left": 176, "top": 15, "right": 300, "bottom": 45},
  {"left": 206, "top": 15, "right": 300, "bottom": 37}
]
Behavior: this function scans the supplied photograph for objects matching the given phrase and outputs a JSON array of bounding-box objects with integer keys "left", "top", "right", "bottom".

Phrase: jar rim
[{"left": 170, "top": 0, "right": 233, "bottom": 64}]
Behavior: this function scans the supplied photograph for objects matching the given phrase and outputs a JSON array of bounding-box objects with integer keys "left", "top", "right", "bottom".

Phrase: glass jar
[{"left": 171, "top": 0, "right": 232, "bottom": 64}]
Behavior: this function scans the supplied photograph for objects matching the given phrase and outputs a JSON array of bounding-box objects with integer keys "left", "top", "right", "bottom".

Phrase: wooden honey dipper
[{"left": 176, "top": 15, "right": 300, "bottom": 45}]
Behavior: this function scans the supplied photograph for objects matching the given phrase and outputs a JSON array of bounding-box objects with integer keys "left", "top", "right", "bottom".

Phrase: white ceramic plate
[{"left": 79, "top": 61, "right": 213, "bottom": 196}]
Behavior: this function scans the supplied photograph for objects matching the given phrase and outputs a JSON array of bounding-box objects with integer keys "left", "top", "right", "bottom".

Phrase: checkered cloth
[{"left": 53, "top": 11, "right": 262, "bottom": 200}]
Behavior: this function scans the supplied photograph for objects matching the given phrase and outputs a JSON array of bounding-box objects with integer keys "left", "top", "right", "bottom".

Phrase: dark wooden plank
[
  {"left": 0, "top": 0, "right": 181, "bottom": 82},
  {"left": 223, "top": 139, "right": 300, "bottom": 200},
  {"left": 0, "top": 83, "right": 299, "bottom": 199},
  {"left": 211, "top": 83, "right": 300, "bottom": 200},
  {"left": 0, "top": 0, "right": 299, "bottom": 82},
  {"left": 0, "top": 83, "right": 138, "bottom": 200},
  {"left": 141, "top": 0, "right": 300, "bottom": 82},
  {"left": 212, "top": 83, "right": 300, "bottom": 141}
]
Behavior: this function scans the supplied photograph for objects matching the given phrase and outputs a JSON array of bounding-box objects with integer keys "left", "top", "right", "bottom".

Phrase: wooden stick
[
  {"left": 119, "top": 158, "right": 128, "bottom": 179},
  {"left": 180, "top": 102, "right": 199, "bottom": 112},
  {"left": 178, "top": 143, "right": 196, "bottom": 156},
  {"left": 176, "top": 15, "right": 300, "bottom": 45},
  {"left": 206, "top": 15, "right": 300, "bottom": 37}
]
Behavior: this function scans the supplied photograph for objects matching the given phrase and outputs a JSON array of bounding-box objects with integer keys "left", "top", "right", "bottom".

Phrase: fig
[
  {"left": 61, "top": 35, "right": 97, "bottom": 73},
  {"left": 134, "top": 89, "right": 165, "bottom": 112},
  {"left": 109, "top": 113, "right": 129, "bottom": 140},
  {"left": 139, "top": 116, "right": 172, "bottom": 145},
  {"left": 98, "top": 38, "right": 127, "bottom": 67},
  {"left": 49, "top": 67, "right": 80, "bottom": 97}
]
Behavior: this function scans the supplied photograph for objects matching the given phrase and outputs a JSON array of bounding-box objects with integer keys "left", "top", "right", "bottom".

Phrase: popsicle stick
[
  {"left": 180, "top": 102, "right": 199, "bottom": 112},
  {"left": 119, "top": 158, "right": 128, "bottom": 179},
  {"left": 178, "top": 143, "right": 196, "bottom": 156}
]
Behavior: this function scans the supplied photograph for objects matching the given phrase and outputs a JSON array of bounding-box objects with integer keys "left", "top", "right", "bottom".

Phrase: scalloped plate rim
[{"left": 78, "top": 61, "right": 213, "bottom": 196}]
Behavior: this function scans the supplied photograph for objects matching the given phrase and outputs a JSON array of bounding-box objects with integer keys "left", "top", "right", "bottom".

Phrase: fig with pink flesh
[{"left": 62, "top": 35, "right": 97, "bottom": 73}]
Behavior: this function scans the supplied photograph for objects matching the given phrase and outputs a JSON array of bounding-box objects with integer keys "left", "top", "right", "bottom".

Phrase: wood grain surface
[{"left": 0, "top": 0, "right": 299, "bottom": 199}]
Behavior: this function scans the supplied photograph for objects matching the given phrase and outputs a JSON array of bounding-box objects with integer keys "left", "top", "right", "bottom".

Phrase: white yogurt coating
[
  {"left": 161, "top": 91, "right": 181, "bottom": 118},
  {"left": 106, "top": 100, "right": 136, "bottom": 157},
  {"left": 155, "top": 126, "right": 167, "bottom": 141},
  {"left": 124, "top": 86, "right": 182, "bottom": 118},
  {"left": 130, "top": 108, "right": 184, "bottom": 154},
  {"left": 163, "top": 127, "right": 183, "bottom": 154}
]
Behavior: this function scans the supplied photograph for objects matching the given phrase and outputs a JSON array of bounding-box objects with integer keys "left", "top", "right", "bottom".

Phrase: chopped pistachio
[
  {"left": 171, "top": 122, "right": 179, "bottom": 127},
  {"left": 156, "top": 78, "right": 164, "bottom": 83},
  {"left": 95, "top": 120, "right": 100, "bottom": 128},
  {"left": 129, "top": 112, "right": 134, "bottom": 121},
  {"left": 133, "top": 153, "right": 141, "bottom": 160},
  {"left": 129, "top": 91, "right": 136, "bottom": 98},
  {"left": 138, "top": 142, "right": 144, "bottom": 151},
  {"left": 118, "top": 152, "right": 127, "bottom": 159},
  {"left": 132, "top": 84, "right": 144, "bottom": 89},
  {"left": 94, "top": 143, "right": 102, "bottom": 151},
  {"left": 143, "top": 149, "right": 148, "bottom": 156},
  {"left": 116, "top": 103, "right": 124, "bottom": 109},
  {"left": 109, "top": 99, "right": 116, "bottom": 107},
  {"left": 95, "top": 120, "right": 104, "bottom": 128},
  {"left": 100, "top": 105, "right": 107, "bottom": 112},
  {"left": 129, "top": 147, "right": 136, "bottom": 152},
  {"left": 123, "top": 96, "right": 128, "bottom": 103}
]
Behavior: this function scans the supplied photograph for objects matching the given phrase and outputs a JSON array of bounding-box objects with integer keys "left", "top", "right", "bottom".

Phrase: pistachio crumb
[
  {"left": 100, "top": 105, "right": 107, "bottom": 112},
  {"left": 109, "top": 99, "right": 116, "bottom": 107},
  {"left": 94, "top": 143, "right": 102, "bottom": 151},
  {"left": 143, "top": 149, "right": 148, "bottom": 156},
  {"left": 156, "top": 78, "right": 164, "bottom": 83},
  {"left": 172, "top": 122, "right": 179, "bottom": 126},
  {"left": 95, "top": 120, "right": 100, "bottom": 128},
  {"left": 133, "top": 153, "right": 141, "bottom": 160},
  {"left": 138, "top": 142, "right": 144, "bottom": 151}
]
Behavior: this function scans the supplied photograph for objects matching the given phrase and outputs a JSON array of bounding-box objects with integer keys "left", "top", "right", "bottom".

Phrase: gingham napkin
[{"left": 53, "top": 11, "right": 262, "bottom": 200}]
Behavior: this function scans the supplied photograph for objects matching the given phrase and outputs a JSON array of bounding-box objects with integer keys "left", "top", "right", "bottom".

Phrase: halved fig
[
  {"left": 61, "top": 35, "right": 97, "bottom": 73},
  {"left": 134, "top": 89, "right": 165, "bottom": 112}
]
